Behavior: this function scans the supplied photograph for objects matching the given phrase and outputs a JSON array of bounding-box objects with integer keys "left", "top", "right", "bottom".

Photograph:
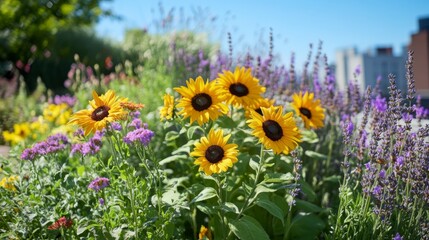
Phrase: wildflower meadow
[{"left": 1, "top": 9, "right": 429, "bottom": 240}]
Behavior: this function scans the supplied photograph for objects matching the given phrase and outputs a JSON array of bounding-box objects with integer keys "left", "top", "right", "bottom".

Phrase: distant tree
[{"left": 0, "top": 0, "right": 115, "bottom": 62}]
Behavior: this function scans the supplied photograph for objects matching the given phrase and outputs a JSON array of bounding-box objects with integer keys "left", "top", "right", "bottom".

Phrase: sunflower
[
  {"left": 291, "top": 92, "right": 325, "bottom": 129},
  {"left": 247, "top": 106, "right": 301, "bottom": 154},
  {"left": 174, "top": 76, "right": 228, "bottom": 125},
  {"left": 191, "top": 128, "right": 238, "bottom": 175},
  {"left": 216, "top": 67, "right": 266, "bottom": 108},
  {"left": 159, "top": 93, "right": 175, "bottom": 121},
  {"left": 245, "top": 97, "right": 276, "bottom": 118},
  {"left": 69, "top": 90, "right": 128, "bottom": 135}
]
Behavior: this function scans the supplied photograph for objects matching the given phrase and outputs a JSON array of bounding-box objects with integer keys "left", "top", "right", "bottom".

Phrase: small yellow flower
[
  {"left": 291, "top": 92, "right": 325, "bottom": 129},
  {"left": 69, "top": 90, "right": 128, "bottom": 135},
  {"left": 43, "top": 103, "right": 71, "bottom": 125},
  {"left": 198, "top": 225, "right": 212, "bottom": 240},
  {"left": 159, "top": 93, "right": 175, "bottom": 121},
  {"left": 191, "top": 128, "right": 238, "bottom": 175},
  {"left": 0, "top": 175, "right": 19, "bottom": 192},
  {"left": 2, "top": 122, "right": 31, "bottom": 145}
]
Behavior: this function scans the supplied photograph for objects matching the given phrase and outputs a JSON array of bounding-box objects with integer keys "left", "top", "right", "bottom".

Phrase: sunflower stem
[{"left": 226, "top": 145, "right": 265, "bottom": 239}]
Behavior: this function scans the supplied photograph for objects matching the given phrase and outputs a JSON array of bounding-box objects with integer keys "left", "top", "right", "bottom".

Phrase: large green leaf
[
  {"left": 288, "top": 212, "right": 325, "bottom": 239},
  {"left": 229, "top": 215, "right": 270, "bottom": 240},
  {"left": 191, "top": 187, "right": 218, "bottom": 203},
  {"left": 304, "top": 150, "right": 327, "bottom": 160},
  {"left": 255, "top": 197, "right": 285, "bottom": 225}
]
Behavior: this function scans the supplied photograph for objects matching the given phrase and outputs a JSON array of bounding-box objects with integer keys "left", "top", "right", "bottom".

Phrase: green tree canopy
[{"left": 0, "top": 0, "right": 115, "bottom": 62}]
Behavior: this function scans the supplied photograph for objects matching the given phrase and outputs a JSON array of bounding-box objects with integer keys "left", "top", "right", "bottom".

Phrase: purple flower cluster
[
  {"left": 88, "top": 177, "right": 110, "bottom": 192},
  {"left": 21, "top": 133, "right": 69, "bottom": 160},
  {"left": 51, "top": 95, "right": 77, "bottom": 107},
  {"left": 71, "top": 131, "right": 104, "bottom": 156},
  {"left": 123, "top": 128, "right": 154, "bottom": 146}
]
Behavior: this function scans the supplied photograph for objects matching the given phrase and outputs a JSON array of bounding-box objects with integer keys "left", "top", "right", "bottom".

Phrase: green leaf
[
  {"left": 191, "top": 187, "right": 218, "bottom": 203},
  {"left": 76, "top": 165, "right": 85, "bottom": 176},
  {"left": 217, "top": 115, "right": 237, "bottom": 128},
  {"left": 159, "top": 154, "right": 188, "bottom": 165},
  {"left": 300, "top": 181, "right": 317, "bottom": 202},
  {"left": 263, "top": 172, "right": 294, "bottom": 183},
  {"left": 165, "top": 131, "right": 180, "bottom": 141},
  {"left": 221, "top": 202, "right": 239, "bottom": 214},
  {"left": 249, "top": 158, "right": 259, "bottom": 172},
  {"left": 187, "top": 125, "right": 203, "bottom": 139},
  {"left": 301, "top": 130, "right": 319, "bottom": 143},
  {"left": 304, "top": 150, "right": 327, "bottom": 160},
  {"left": 288, "top": 212, "right": 325, "bottom": 239},
  {"left": 255, "top": 197, "right": 285, "bottom": 225},
  {"left": 228, "top": 215, "right": 270, "bottom": 240},
  {"left": 295, "top": 199, "right": 326, "bottom": 213}
]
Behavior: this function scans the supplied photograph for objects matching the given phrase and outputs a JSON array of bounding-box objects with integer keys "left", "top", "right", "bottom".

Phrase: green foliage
[{"left": 0, "top": 0, "right": 114, "bottom": 61}]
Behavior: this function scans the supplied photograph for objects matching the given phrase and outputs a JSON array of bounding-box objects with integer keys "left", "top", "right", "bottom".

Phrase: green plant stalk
[
  {"left": 214, "top": 175, "right": 227, "bottom": 239},
  {"left": 147, "top": 146, "right": 163, "bottom": 216},
  {"left": 226, "top": 145, "right": 265, "bottom": 239},
  {"left": 128, "top": 171, "right": 139, "bottom": 239}
]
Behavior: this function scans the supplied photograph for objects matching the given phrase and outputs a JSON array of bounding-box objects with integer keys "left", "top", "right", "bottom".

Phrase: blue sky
[{"left": 96, "top": 0, "right": 429, "bottom": 68}]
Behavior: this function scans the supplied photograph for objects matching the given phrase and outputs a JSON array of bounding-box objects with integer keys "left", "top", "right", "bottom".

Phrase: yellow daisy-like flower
[
  {"left": 69, "top": 90, "right": 128, "bottom": 135},
  {"left": 191, "top": 128, "right": 238, "bottom": 175},
  {"left": 247, "top": 106, "right": 301, "bottom": 154},
  {"left": 198, "top": 225, "right": 212, "bottom": 240},
  {"left": 174, "top": 76, "right": 228, "bottom": 125},
  {"left": 216, "top": 67, "right": 266, "bottom": 108},
  {"left": 43, "top": 103, "right": 71, "bottom": 125},
  {"left": 159, "top": 93, "right": 175, "bottom": 121},
  {"left": 2, "top": 122, "right": 31, "bottom": 145},
  {"left": 0, "top": 175, "right": 19, "bottom": 192},
  {"left": 291, "top": 92, "right": 325, "bottom": 129}
]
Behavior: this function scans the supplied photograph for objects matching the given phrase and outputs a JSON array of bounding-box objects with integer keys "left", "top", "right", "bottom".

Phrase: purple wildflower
[
  {"left": 21, "top": 133, "right": 69, "bottom": 160},
  {"left": 130, "top": 111, "right": 141, "bottom": 118},
  {"left": 110, "top": 122, "right": 122, "bottom": 131},
  {"left": 379, "top": 169, "right": 386, "bottom": 179},
  {"left": 73, "top": 128, "right": 85, "bottom": 138},
  {"left": 364, "top": 162, "right": 371, "bottom": 170},
  {"left": 52, "top": 95, "right": 77, "bottom": 107},
  {"left": 123, "top": 128, "right": 154, "bottom": 146},
  {"left": 71, "top": 131, "right": 104, "bottom": 156},
  {"left": 88, "top": 177, "right": 110, "bottom": 192},
  {"left": 373, "top": 185, "right": 382, "bottom": 196},
  {"left": 129, "top": 118, "right": 142, "bottom": 129},
  {"left": 393, "top": 233, "right": 402, "bottom": 240},
  {"left": 372, "top": 95, "right": 387, "bottom": 113},
  {"left": 99, "top": 198, "right": 105, "bottom": 206}
]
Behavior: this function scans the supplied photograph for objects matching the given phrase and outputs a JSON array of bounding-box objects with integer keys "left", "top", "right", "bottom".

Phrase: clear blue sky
[{"left": 96, "top": 0, "right": 429, "bottom": 68}]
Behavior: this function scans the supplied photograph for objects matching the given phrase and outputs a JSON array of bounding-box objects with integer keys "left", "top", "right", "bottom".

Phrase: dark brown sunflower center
[
  {"left": 91, "top": 106, "right": 110, "bottom": 121},
  {"left": 229, "top": 83, "right": 249, "bottom": 97},
  {"left": 191, "top": 93, "right": 212, "bottom": 111},
  {"left": 262, "top": 120, "right": 283, "bottom": 141},
  {"left": 205, "top": 145, "right": 225, "bottom": 163},
  {"left": 299, "top": 107, "right": 312, "bottom": 119}
]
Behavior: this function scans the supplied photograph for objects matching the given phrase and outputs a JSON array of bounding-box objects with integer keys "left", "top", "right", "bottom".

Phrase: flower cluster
[
  {"left": 21, "top": 133, "right": 69, "bottom": 160},
  {"left": 71, "top": 130, "right": 105, "bottom": 156},
  {"left": 47, "top": 216, "right": 73, "bottom": 230},
  {"left": 0, "top": 175, "right": 19, "bottom": 192},
  {"left": 88, "top": 177, "right": 110, "bottom": 192}
]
